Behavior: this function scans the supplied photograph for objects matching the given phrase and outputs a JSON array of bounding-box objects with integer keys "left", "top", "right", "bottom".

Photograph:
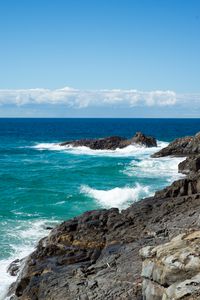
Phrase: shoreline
[{"left": 5, "top": 132, "right": 200, "bottom": 299}]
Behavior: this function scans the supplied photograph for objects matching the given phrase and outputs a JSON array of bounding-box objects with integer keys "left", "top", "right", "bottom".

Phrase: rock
[
  {"left": 154, "top": 175, "right": 200, "bottom": 199},
  {"left": 8, "top": 175, "right": 200, "bottom": 299},
  {"left": 152, "top": 132, "right": 200, "bottom": 157},
  {"left": 7, "top": 259, "right": 24, "bottom": 277},
  {"left": 129, "top": 132, "right": 157, "bottom": 147},
  {"left": 140, "top": 231, "right": 200, "bottom": 300},
  {"left": 8, "top": 132, "right": 200, "bottom": 299},
  {"left": 178, "top": 156, "right": 200, "bottom": 175},
  {"left": 59, "top": 132, "right": 157, "bottom": 150}
]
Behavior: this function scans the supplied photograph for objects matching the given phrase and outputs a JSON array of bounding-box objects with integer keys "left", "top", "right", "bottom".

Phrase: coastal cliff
[{"left": 7, "top": 133, "right": 200, "bottom": 300}]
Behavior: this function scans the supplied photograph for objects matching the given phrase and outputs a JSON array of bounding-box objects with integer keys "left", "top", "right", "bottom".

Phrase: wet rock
[
  {"left": 152, "top": 132, "right": 200, "bottom": 157},
  {"left": 178, "top": 156, "right": 200, "bottom": 175},
  {"left": 59, "top": 132, "right": 157, "bottom": 150},
  {"left": 7, "top": 259, "right": 24, "bottom": 277}
]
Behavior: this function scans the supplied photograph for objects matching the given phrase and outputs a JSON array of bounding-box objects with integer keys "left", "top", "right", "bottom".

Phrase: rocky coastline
[{"left": 7, "top": 132, "right": 200, "bottom": 300}]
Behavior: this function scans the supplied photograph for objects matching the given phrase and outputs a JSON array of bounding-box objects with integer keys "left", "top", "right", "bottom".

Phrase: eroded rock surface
[
  {"left": 8, "top": 177, "right": 200, "bottom": 299},
  {"left": 140, "top": 231, "right": 200, "bottom": 300},
  {"left": 152, "top": 132, "right": 200, "bottom": 157},
  {"left": 59, "top": 132, "right": 157, "bottom": 150}
]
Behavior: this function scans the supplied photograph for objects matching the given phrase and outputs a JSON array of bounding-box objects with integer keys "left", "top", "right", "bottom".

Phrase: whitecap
[
  {"left": 80, "top": 184, "right": 151, "bottom": 209},
  {"left": 124, "top": 156, "right": 185, "bottom": 183},
  {"left": 31, "top": 140, "right": 169, "bottom": 158}
]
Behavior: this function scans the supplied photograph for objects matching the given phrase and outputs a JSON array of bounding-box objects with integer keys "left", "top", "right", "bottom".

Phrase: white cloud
[{"left": 0, "top": 86, "right": 178, "bottom": 108}]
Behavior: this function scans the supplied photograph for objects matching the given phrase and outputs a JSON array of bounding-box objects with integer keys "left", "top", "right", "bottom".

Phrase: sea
[{"left": 1, "top": 118, "right": 200, "bottom": 298}]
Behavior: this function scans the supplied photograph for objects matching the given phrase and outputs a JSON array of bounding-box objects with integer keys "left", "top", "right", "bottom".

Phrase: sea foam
[
  {"left": 0, "top": 219, "right": 58, "bottom": 300},
  {"left": 124, "top": 156, "right": 185, "bottom": 183},
  {"left": 80, "top": 183, "right": 151, "bottom": 209},
  {"left": 32, "top": 140, "right": 168, "bottom": 157}
]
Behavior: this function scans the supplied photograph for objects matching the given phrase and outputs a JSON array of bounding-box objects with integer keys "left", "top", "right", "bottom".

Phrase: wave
[
  {"left": 124, "top": 156, "right": 185, "bottom": 183},
  {"left": 31, "top": 140, "right": 168, "bottom": 157},
  {"left": 80, "top": 184, "right": 151, "bottom": 209},
  {"left": 0, "top": 219, "right": 58, "bottom": 300}
]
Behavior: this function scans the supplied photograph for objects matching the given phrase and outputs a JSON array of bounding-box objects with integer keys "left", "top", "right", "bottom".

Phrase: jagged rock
[
  {"left": 178, "top": 156, "right": 200, "bottom": 175},
  {"left": 59, "top": 132, "right": 157, "bottom": 150},
  {"left": 8, "top": 132, "right": 200, "bottom": 299},
  {"left": 140, "top": 231, "right": 200, "bottom": 300},
  {"left": 152, "top": 132, "right": 200, "bottom": 157},
  {"left": 7, "top": 259, "right": 22, "bottom": 277},
  {"left": 154, "top": 175, "right": 200, "bottom": 199},
  {"left": 7, "top": 178, "right": 200, "bottom": 299}
]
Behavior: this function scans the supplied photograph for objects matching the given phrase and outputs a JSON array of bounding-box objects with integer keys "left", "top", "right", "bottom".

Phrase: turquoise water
[{"left": 1, "top": 118, "right": 200, "bottom": 297}]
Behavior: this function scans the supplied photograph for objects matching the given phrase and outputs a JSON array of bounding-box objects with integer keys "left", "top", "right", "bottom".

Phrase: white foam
[
  {"left": 31, "top": 140, "right": 168, "bottom": 157},
  {"left": 124, "top": 156, "right": 185, "bottom": 183},
  {"left": 32, "top": 142, "right": 64, "bottom": 151},
  {"left": 0, "top": 219, "right": 58, "bottom": 300},
  {"left": 80, "top": 184, "right": 151, "bottom": 209}
]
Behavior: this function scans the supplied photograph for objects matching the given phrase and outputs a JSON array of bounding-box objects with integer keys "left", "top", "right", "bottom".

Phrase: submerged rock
[{"left": 59, "top": 131, "right": 157, "bottom": 150}]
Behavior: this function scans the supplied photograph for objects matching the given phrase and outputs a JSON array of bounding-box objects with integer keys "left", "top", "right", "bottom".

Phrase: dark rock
[
  {"left": 45, "top": 226, "right": 54, "bottom": 230},
  {"left": 59, "top": 132, "right": 157, "bottom": 150},
  {"left": 152, "top": 132, "right": 200, "bottom": 157},
  {"left": 178, "top": 156, "right": 200, "bottom": 175},
  {"left": 8, "top": 132, "right": 200, "bottom": 299},
  {"left": 7, "top": 259, "right": 24, "bottom": 277},
  {"left": 8, "top": 172, "right": 200, "bottom": 299},
  {"left": 129, "top": 132, "right": 157, "bottom": 148}
]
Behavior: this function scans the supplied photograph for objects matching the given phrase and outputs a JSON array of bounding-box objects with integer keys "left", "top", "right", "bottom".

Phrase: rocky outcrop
[
  {"left": 7, "top": 177, "right": 200, "bottom": 299},
  {"left": 152, "top": 132, "right": 200, "bottom": 157},
  {"left": 178, "top": 155, "right": 200, "bottom": 175},
  {"left": 59, "top": 132, "right": 157, "bottom": 150},
  {"left": 7, "top": 132, "right": 200, "bottom": 300},
  {"left": 154, "top": 175, "right": 200, "bottom": 199},
  {"left": 140, "top": 231, "right": 200, "bottom": 300}
]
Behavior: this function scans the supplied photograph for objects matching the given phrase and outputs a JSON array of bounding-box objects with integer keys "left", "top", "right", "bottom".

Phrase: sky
[{"left": 0, "top": 0, "right": 200, "bottom": 117}]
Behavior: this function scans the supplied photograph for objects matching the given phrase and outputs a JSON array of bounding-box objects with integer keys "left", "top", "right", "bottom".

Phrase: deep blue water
[{"left": 1, "top": 118, "right": 200, "bottom": 297}]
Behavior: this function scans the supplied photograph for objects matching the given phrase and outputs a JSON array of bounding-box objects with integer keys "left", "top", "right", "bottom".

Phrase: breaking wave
[{"left": 80, "top": 184, "right": 151, "bottom": 209}]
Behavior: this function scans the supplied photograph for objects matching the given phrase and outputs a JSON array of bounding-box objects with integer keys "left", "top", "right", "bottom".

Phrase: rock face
[
  {"left": 7, "top": 132, "right": 200, "bottom": 300},
  {"left": 140, "top": 231, "right": 200, "bottom": 300},
  {"left": 154, "top": 175, "right": 200, "bottom": 199},
  {"left": 59, "top": 132, "right": 157, "bottom": 150},
  {"left": 152, "top": 132, "right": 200, "bottom": 157},
  {"left": 8, "top": 178, "right": 200, "bottom": 299},
  {"left": 178, "top": 155, "right": 200, "bottom": 175}
]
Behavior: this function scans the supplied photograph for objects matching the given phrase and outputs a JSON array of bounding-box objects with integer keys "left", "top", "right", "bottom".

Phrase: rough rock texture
[
  {"left": 152, "top": 132, "right": 200, "bottom": 157},
  {"left": 140, "top": 231, "right": 200, "bottom": 300},
  {"left": 59, "top": 132, "right": 157, "bottom": 150},
  {"left": 154, "top": 174, "right": 200, "bottom": 199},
  {"left": 178, "top": 155, "right": 200, "bottom": 175},
  {"left": 8, "top": 179, "right": 200, "bottom": 299},
  {"left": 8, "top": 132, "right": 200, "bottom": 300}
]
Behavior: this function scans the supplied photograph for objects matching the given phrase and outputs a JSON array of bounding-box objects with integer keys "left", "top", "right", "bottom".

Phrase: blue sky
[{"left": 0, "top": 0, "right": 200, "bottom": 117}]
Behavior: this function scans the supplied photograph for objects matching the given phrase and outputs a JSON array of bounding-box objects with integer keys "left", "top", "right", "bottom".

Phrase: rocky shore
[{"left": 7, "top": 132, "right": 200, "bottom": 300}]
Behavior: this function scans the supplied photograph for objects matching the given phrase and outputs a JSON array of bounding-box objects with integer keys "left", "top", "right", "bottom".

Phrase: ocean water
[{"left": 1, "top": 118, "right": 200, "bottom": 298}]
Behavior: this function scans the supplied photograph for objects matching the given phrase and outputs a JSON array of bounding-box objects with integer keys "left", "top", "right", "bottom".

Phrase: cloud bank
[{"left": 0, "top": 87, "right": 177, "bottom": 108}]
